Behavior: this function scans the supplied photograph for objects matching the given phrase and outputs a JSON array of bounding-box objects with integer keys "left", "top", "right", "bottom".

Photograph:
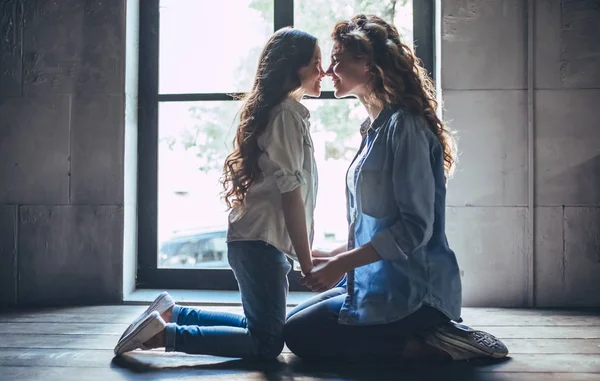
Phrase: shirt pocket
[{"left": 359, "top": 169, "right": 393, "bottom": 219}]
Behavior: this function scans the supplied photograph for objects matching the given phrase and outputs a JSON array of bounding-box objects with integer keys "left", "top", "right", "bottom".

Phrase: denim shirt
[{"left": 338, "top": 105, "right": 462, "bottom": 325}]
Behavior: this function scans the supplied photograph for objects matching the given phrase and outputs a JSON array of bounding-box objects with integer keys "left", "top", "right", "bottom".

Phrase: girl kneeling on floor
[{"left": 115, "top": 27, "right": 324, "bottom": 359}]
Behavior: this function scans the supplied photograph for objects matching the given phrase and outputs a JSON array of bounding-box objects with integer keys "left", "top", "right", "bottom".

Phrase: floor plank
[
  {"left": 0, "top": 312, "right": 142, "bottom": 324},
  {"left": 471, "top": 326, "right": 600, "bottom": 339},
  {"left": 0, "top": 334, "right": 118, "bottom": 350},
  {"left": 0, "top": 323, "right": 129, "bottom": 335},
  {"left": 459, "top": 308, "right": 600, "bottom": 326},
  {"left": 499, "top": 339, "right": 600, "bottom": 354}
]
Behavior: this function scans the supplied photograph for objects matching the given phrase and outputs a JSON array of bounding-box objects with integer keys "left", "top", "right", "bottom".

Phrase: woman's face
[
  {"left": 325, "top": 41, "right": 370, "bottom": 98},
  {"left": 298, "top": 43, "right": 325, "bottom": 97}
]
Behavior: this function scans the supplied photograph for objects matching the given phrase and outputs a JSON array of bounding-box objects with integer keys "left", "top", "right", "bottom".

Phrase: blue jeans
[
  {"left": 164, "top": 241, "right": 292, "bottom": 359},
  {"left": 283, "top": 287, "right": 449, "bottom": 360}
]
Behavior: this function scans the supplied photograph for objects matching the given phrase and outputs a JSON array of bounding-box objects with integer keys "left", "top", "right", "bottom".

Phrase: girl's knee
[
  {"left": 256, "top": 337, "right": 285, "bottom": 359},
  {"left": 250, "top": 326, "right": 285, "bottom": 359}
]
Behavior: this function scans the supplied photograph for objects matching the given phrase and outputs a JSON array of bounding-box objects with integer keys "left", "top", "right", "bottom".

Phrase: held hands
[
  {"left": 300, "top": 256, "right": 346, "bottom": 293},
  {"left": 301, "top": 244, "right": 378, "bottom": 293}
]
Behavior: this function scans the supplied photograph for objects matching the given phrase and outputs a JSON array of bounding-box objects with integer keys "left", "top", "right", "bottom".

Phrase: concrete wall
[
  {"left": 442, "top": 0, "right": 600, "bottom": 307},
  {"left": 0, "top": 0, "right": 598, "bottom": 307},
  {"left": 0, "top": 0, "right": 125, "bottom": 306}
]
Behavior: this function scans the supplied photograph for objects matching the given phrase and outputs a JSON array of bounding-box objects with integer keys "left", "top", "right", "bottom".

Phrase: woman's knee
[{"left": 282, "top": 316, "right": 311, "bottom": 356}]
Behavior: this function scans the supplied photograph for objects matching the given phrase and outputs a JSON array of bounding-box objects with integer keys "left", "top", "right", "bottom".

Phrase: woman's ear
[
  {"left": 360, "top": 57, "right": 371, "bottom": 74},
  {"left": 367, "top": 56, "right": 379, "bottom": 72}
]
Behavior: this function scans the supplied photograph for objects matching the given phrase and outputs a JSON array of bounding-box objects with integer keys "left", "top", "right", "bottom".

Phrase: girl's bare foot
[
  {"left": 160, "top": 306, "right": 173, "bottom": 323},
  {"left": 141, "top": 307, "right": 171, "bottom": 349}
]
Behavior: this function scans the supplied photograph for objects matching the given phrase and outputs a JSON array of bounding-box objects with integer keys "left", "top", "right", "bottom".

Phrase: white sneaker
[
  {"left": 119, "top": 291, "right": 175, "bottom": 341},
  {"left": 114, "top": 311, "right": 166, "bottom": 356},
  {"left": 424, "top": 322, "right": 509, "bottom": 360}
]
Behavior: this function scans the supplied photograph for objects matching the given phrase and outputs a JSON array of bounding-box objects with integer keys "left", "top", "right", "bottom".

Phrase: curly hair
[
  {"left": 332, "top": 14, "right": 457, "bottom": 178},
  {"left": 221, "top": 28, "right": 317, "bottom": 210}
]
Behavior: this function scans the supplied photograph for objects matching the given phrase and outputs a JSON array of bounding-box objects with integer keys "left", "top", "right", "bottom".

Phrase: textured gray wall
[
  {"left": 0, "top": 0, "right": 598, "bottom": 307},
  {"left": 442, "top": 0, "right": 600, "bottom": 307},
  {"left": 0, "top": 0, "right": 125, "bottom": 307}
]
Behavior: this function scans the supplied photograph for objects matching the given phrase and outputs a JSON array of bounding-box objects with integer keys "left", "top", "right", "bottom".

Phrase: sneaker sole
[{"left": 434, "top": 330, "right": 508, "bottom": 359}]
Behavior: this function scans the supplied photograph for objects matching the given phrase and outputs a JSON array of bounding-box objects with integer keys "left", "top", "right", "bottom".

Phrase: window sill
[{"left": 123, "top": 289, "right": 314, "bottom": 307}]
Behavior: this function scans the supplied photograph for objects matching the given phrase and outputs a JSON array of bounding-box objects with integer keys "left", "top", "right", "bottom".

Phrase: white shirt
[
  {"left": 226, "top": 97, "right": 317, "bottom": 261},
  {"left": 347, "top": 119, "right": 372, "bottom": 220}
]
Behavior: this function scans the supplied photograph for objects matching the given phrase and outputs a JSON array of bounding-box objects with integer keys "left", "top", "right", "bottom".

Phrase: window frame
[{"left": 136, "top": 0, "right": 436, "bottom": 291}]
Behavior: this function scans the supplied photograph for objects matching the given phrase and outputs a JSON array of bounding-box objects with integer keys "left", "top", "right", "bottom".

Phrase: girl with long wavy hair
[
  {"left": 283, "top": 14, "right": 509, "bottom": 362},
  {"left": 115, "top": 27, "right": 324, "bottom": 359}
]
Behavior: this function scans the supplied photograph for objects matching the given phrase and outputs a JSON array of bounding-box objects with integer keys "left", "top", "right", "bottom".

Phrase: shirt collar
[
  {"left": 359, "top": 105, "right": 401, "bottom": 137},
  {"left": 283, "top": 97, "right": 310, "bottom": 119}
]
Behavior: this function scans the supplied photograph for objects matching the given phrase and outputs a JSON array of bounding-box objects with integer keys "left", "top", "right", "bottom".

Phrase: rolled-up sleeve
[
  {"left": 265, "top": 110, "right": 306, "bottom": 193},
  {"left": 370, "top": 115, "right": 435, "bottom": 261}
]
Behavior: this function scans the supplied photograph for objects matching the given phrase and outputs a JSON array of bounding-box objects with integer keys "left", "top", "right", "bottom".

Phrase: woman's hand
[
  {"left": 312, "top": 242, "right": 348, "bottom": 259},
  {"left": 300, "top": 257, "right": 346, "bottom": 293},
  {"left": 311, "top": 248, "right": 334, "bottom": 258},
  {"left": 302, "top": 243, "right": 381, "bottom": 293}
]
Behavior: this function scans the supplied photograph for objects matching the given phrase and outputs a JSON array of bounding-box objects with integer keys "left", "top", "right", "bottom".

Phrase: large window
[{"left": 137, "top": 0, "right": 433, "bottom": 290}]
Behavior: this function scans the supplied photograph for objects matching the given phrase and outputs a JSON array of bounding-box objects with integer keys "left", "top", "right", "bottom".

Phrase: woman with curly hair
[{"left": 283, "top": 14, "right": 508, "bottom": 361}]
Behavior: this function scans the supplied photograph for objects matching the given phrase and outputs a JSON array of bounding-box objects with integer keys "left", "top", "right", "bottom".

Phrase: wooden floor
[{"left": 0, "top": 305, "right": 599, "bottom": 381}]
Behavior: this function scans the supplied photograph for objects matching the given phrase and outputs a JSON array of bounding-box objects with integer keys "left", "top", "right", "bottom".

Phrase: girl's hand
[{"left": 300, "top": 257, "right": 346, "bottom": 293}]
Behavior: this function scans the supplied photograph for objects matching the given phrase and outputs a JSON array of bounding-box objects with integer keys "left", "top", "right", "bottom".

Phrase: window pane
[
  {"left": 159, "top": 0, "right": 274, "bottom": 94},
  {"left": 295, "top": 0, "right": 413, "bottom": 92},
  {"left": 158, "top": 101, "right": 240, "bottom": 269}
]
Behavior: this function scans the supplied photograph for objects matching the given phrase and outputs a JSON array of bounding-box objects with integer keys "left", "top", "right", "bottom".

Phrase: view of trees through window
[{"left": 157, "top": 0, "right": 413, "bottom": 269}]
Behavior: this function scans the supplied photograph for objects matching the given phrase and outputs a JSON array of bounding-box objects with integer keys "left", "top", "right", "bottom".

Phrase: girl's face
[
  {"left": 298, "top": 43, "right": 325, "bottom": 97},
  {"left": 325, "top": 41, "right": 370, "bottom": 98}
]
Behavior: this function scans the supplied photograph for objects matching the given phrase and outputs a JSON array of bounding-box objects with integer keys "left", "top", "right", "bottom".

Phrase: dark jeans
[
  {"left": 165, "top": 241, "right": 292, "bottom": 359},
  {"left": 283, "top": 287, "right": 449, "bottom": 360}
]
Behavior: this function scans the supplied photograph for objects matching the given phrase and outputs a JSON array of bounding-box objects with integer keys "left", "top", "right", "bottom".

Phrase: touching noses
[{"left": 325, "top": 63, "right": 334, "bottom": 77}]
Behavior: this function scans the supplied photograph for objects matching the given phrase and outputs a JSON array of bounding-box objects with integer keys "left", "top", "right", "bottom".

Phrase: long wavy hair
[
  {"left": 332, "top": 14, "right": 457, "bottom": 178},
  {"left": 221, "top": 28, "right": 317, "bottom": 210}
]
